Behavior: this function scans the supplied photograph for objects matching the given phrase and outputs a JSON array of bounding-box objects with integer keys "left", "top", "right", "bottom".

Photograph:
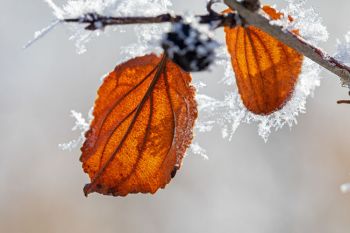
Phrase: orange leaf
[
  {"left": 81, "top": 54, "right": 197, "bottom": 196},
  {"left": 225, "top": 6, "right": 303, "bottom": 115}
]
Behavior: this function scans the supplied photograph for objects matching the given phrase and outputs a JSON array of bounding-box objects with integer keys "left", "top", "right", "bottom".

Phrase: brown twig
[
  {"left": 223, "top": 0, "right": 350, "bottom": 88},
  {"left": 63, "top": 1, "right": 237, "bottom": 30},
  {"left": 64, "top": 11, "right": 237, "bottom": 31},
  {"left": 337, "top": 100, "right": 350, "bottom": 104},
  {"left": 337, "top": 92, "right": 350, "bottom": 104},
  {"left": 64, "top": 13, "right": 181, "bottom": 30}
]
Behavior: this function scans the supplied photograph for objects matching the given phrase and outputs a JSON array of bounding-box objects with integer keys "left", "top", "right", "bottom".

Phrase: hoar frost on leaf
[{"left": 196, "top": 0, "right": 328, "bottom": 141}]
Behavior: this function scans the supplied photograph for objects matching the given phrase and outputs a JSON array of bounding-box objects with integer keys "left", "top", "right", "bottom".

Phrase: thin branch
[
  {"left": 223, "top": 0, "right": 350, "bottom": 88},
  {"left": 337, "top": 92, "right": 350, "bottom": 104},
  {"left": 337, "top": 100, "right": 350, "bottom": 104},
  {"left": 64, "top": 12, "right": 237, "bottom": 30},
  {"left": 64, "top": 13, "right": 181, "bottom": 30}
]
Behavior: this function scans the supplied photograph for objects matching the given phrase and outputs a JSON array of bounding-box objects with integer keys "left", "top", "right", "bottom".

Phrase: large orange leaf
[
  {"left": 81, "top": 54, "right": 197, "bottom": 196},
  {"left": 225, "top": 6, "right": 303, "bottom": 115}
]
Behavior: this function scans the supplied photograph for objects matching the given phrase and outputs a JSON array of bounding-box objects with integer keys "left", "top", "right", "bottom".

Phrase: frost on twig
[{"left": 43, "top": 0, "right": 172, "bottom": 55}]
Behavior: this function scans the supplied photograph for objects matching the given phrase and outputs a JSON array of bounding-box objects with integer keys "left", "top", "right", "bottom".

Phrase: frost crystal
[
  {"left": 335, "top": 31, "right": 350, "bottom": 88},
  {"left": 189, "top": 143, "right": 209, "bottom": 160},
  {"left": 335, "top": 31, "right": 350, "bottom": 65},
  {"left": 286, "top": 0, "right": 328, "bottom": 43},
  {"left": 197, "top": 0, "right": 328, "bottom": 141},
  {"left": 59, "top": 110, "right": 92, "bottom": 151}
]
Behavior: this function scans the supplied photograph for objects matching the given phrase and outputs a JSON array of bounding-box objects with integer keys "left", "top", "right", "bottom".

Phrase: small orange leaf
[
  {"left": 225, "top": 6, "right": 303, "bottom": 115},
  {"left": 81, "top": 54, "right": 197, "bottom": 196},
  {"left": 262, "top": 5, "right": 285, "bottom": 21}
]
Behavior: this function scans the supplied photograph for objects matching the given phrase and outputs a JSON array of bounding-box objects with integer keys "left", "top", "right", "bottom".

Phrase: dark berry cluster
[{"left": 162, "top": 22, "right": 218, "bottom": 72}]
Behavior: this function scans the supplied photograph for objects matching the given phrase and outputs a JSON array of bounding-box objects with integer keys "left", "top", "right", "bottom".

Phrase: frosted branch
[{"left": 63, "top": 12, "right": 237, "bottom": 30}]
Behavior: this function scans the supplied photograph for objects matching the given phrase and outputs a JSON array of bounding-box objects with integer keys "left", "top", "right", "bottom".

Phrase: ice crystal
[
  {"left": 197, "top": 0, "right": 328, "bottom": 141},
  {"left": 335, "top": 31, "right": 350, "bottom": 87},
  {"left": 284, "top": 0, "right": 328, "bottom": 43},
  {"left": 190, "top": 143, "right": 209, "bottom": 160},
  {"left": 335, "top": 31, "right": 350, "bottom": 65},
  {"left": 59, "top": 110, "right": 92, "bottom": 151}
]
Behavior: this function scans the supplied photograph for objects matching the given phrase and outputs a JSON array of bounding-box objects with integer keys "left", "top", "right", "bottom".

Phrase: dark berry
[{"left": 162, "top": 22, "right": 218, "bottom": 72}]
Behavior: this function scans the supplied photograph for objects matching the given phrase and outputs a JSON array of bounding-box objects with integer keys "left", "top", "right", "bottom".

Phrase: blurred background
[{"left": 1, "top": 0, "right": 350, "bottom": 232}]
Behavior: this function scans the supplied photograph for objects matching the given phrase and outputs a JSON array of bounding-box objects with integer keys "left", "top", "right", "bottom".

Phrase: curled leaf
[
  {"left": 81, "top": 54, "right": 197, "bottom": 196},
  {"left": 225, "top": 6, "right": 303, "bottom": 115}
]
